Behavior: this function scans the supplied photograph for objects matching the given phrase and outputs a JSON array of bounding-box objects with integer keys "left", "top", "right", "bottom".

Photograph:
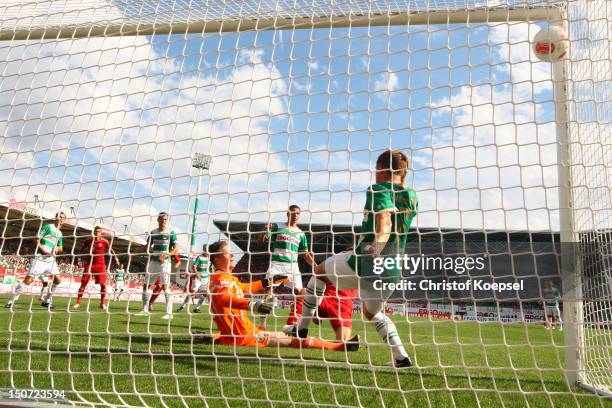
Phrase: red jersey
[{"left": 82, "top": 238, "right": 110, "bottom": 271}]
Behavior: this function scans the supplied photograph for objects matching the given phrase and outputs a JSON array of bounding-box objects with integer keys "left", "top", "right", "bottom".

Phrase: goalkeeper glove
[
  {"left": 252, "top": 300, "right": 273, "bottom": 314},
  {"left": 262, "top": 275, "right": 289, "bottom": 288}
]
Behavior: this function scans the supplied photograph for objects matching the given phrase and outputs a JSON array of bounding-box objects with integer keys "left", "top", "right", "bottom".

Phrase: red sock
[
  {"left": 286, "top": 297, "right": 304, "bottom": 325},
  {"left": 76, "top": 275, "right": 90, "bottom": 304},
  {"left": 99, "top": 284, "right": 106, "bottom": 307},
  {"left": 290, "top": 336, "right": 344, "bottom": 351},
  {"left": 150, "top": 291, "right": 160, "bottom": 304}
]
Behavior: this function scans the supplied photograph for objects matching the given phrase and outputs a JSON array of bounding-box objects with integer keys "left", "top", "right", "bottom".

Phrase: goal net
[{"left": 0, "top": 0, "right": 610, "bottom": 407}]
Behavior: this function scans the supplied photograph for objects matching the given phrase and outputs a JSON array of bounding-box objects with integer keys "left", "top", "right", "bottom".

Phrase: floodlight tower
[{"left": 190, "top": 153, "right": 212, "bottom": 255}]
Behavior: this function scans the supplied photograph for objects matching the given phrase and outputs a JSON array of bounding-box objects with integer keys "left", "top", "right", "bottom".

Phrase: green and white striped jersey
[
  {"left": 543, "top": 287, "right": 561, "bottom": 307},
  {"left": 148, "top": 228, "right": 177, "bottom": 263},
  {"left": 267, "top": 223, "right": 308, "bottom": 264},
  {"left": 193, "top": 255, "right": 210, "bottom": 279},
  {"left": 36, "top": 223, "right": 63, "bottom": 262},
  {"left": 114, "top": 268, "right": 126, "bottom": 282}
]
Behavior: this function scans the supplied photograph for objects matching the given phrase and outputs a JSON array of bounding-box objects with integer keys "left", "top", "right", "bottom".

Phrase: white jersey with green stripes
[
  {"left": 147, "top": 227, "right": 177, "bottom": 264},
  {"left": 267, "top": 223, "right": 308, "bottom": 264},
  {"left": 544, "top": 287, "right": 561, "bottom": 308},
  {"left": 114, "top": 268, "right": 126, "bottom": 283},
  {"left": 35, "top": 223, "right": 63, "bottom": 263},
  {"left": 193, "top": 255, "right": 210, "bottom": 280}
]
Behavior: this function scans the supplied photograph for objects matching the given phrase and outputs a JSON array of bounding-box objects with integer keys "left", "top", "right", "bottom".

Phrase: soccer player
[
  {"left": 257, "top": 205, "right": 315, "bottom": 330},
  {"left": 177, "top": 245, "right": 210, "bottom": 313},
  {"left": 6, "top": 212, "right": 66, "bottom": 310},
  {"left": 112, "top": 262, "right": 127, "bottom": 301},
  {"left": 292, "top": 150, "right": 417, "bottom": 368},
  {"left": 137, "top": 212, "right": 178, "bottom": 319},
  {"left": 543, "top": 280, "right": 563, "bottom": 331},
  {"left": 74, "top": 226, "right": 119, "bottom": 310},
  {"left": 207, "top": 240, "right": 358, "bottom": 351}
]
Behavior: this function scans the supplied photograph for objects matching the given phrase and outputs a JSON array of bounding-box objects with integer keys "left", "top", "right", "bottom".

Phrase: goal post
[
  {"left": 0, "top": 5, "right": 563, "bottom": 41},
  {"left": 553, "top": 55, "right": 584, "bottom": 389},
  {"left": 1, "top": 0, "right": 611, "bottom": 406}
]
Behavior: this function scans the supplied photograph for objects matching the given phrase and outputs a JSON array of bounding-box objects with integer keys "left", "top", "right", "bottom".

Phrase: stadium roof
[{"left": 0, "top": 203, "right": 147, "bottom": 255}]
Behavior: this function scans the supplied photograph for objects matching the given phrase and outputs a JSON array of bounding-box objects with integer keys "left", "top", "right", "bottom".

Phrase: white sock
[
  {"left": 143, "top": 290, "right": 151, "bottom": 311},
  {"left": 11, "top": 283, "right": 24, "bottom": 303},
  {"left": 196, "top": 295, "right": 206, "bottom": 307},
  {"left": 297, "top": 277, "right": 326, "bottom": 332},
  {"left": 371, "top": 312, "right": 408, "bottom": 360},
  {"left": 165, "top": 290, "right": 172, "bottom": 315},
  {"left": 47, "top": 282, "right": 59, "bottom": 302},
  {"left": 181, "top": 294, "right": 191, "bottom": 308}
]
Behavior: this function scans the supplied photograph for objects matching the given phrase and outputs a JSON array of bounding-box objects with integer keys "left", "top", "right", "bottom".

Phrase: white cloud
[
  {"left": 488, "top": 22, "right": 553, "bottom": 87},
  {"left": 0, "top": 35, "right": 292, "bottom": 244},
  {"left": 5, "top": 17, "right": 603, "bottom": 247},
  {"left": 373, "top": 72, "right": 399, "bottom": 92}
]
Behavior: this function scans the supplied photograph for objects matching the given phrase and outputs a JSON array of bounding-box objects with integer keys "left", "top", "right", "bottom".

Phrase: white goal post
[
  {"left": 1, "top": 4, "right": 565, "bottom": 40},
  {"left": 1, "top": 0, "right": 611, "bottom": 405}
]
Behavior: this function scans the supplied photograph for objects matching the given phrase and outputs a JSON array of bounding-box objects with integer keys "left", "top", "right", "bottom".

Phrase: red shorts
[
  {"left": 317, "top": 298, "right": 354, "bottom": 331},
  {"left": 84, "top": 265, "right": 107, "bottom": 285}
]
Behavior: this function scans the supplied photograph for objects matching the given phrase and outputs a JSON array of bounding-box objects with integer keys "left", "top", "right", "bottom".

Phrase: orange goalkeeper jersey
[{"left": 209, "top": 271, "right": 265, "bottom": 346}]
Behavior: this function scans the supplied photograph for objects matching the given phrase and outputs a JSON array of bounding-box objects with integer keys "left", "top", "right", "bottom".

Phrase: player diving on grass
[
  {"left": 74, "top": 226, "right": 120, "bottom": 310},
  {"left": 6, "top": 212, "right": 66, "bottom": 310},
  {"left": 257, "top": 205, "right": 315, "bottom": 331},
  {"left": 289, "top": 150, "right": 418, "bottom": 368},
  {"left": 137, "top": 212, "right": 178, "bottom": 320},
  {"left": 203, "top": 240, "right": 359, "bottom": 351},
  {"left": 177, "top": 244, "right": 210, "bottom": 313}
]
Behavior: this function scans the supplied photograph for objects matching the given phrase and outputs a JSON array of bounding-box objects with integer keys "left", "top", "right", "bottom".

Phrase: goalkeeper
[{"left": 206, "top": 240, "right": 358, "bottom": 351}]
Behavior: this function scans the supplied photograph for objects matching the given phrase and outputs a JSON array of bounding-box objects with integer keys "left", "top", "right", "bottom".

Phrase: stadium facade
[{"left": 213, "top": 220, "right": 564, "bottom": 305}]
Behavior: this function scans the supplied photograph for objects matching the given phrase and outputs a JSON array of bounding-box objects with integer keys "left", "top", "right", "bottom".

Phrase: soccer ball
[{"left": 533, "top": 25, "right": 569, "bottom": 62}]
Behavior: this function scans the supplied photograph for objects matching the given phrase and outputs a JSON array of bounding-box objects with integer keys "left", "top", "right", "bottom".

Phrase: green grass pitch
[{"left": 0, "top": 295, "right": 606, "bottom": 408}]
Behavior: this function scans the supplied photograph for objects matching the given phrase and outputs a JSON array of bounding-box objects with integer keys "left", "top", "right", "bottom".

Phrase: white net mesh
[
  {"left": 0, "top": 0, "right": 611, "bottom": 407},
  {"left": 565, "top": 0, "right": 612, "bottom": 396}
]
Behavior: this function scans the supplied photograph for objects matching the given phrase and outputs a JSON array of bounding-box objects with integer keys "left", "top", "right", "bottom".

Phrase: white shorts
[
  {"left": 323, "top": 252, "right": 393, "bottom": 313},
  {"left": 266, "top": 261, "right": 302, "bottom": 290},
  {"left": 114, "top": 281, "right": 125, "bottom": 290},
  {"left": 546, "top": 306, "right": 561, "bottom": 318},
  {"left": 27, "top": 259, "right": 60, "bottom": 279},
  {"left": 191, "top": 277, "right": 209, "bottom": 294},
  {"left": 145, "top": 261, "right": 171, "bottom": 286}
]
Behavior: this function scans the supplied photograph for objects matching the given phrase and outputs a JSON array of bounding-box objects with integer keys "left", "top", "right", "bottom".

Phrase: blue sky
[{"left": 0, "top": 17, "right": 588, "bottom": 257}]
